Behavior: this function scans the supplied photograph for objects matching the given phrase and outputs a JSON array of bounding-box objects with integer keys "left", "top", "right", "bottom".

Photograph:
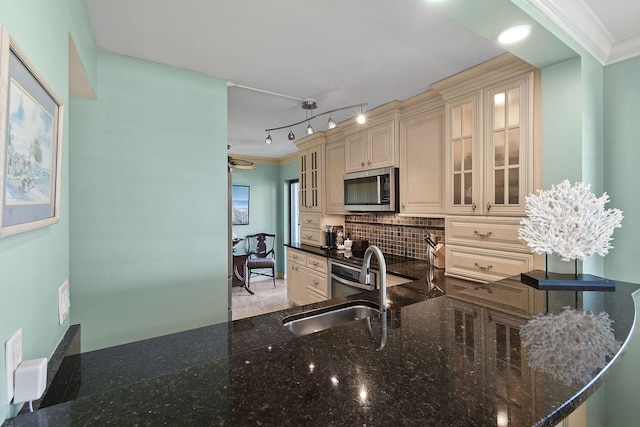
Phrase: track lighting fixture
[
  {"left": 265, "top": 100, "right": 367, "bottom": 143},
  {"left": 356, "top": 105, "right": 366, "bottom": 124},
  {"left": 265, "top": 133, "right": 272, "bottom": 144},
  {"left": 327, "top": 115, "right": 337, "bottom": 129}
]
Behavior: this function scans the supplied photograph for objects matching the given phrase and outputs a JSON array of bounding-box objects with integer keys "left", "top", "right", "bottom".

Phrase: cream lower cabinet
[
  {"left": 398, "top": 103, "right": 445, "bottom": 215},
  {"left": 286, "top": 249, "right": 307, "bottom": 305},
  {"left": 445, "top": 216, "right": 536, "bottom": 283},
  {"left": 286, "top": 248, "right": 329, "bottom": 305}
]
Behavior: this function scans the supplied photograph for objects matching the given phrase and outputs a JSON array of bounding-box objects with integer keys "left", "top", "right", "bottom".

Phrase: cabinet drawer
[
  {"left": 306, "top": 288, "right": 327, "bottom": 304},
  {"left": 300, "top": 227, "right": 323, "bottom": 246},
  {"left": 446, "top": 217, "right": 529, "bottom": 252},
  {"left": 306, "top": 254, "right": 328, "bottom": 274},
  {"left": 447, "top": 277, "right": 544, "bottom": 317},
  {"left": 300, "top": 212, "right": 321, "bottom": 229},
  {"left": 287, "top": 248, "right": 307, "bottom": 265},
  {"left": 306, "top": 270, "right": 328, "bottom": 297},
  {"left": 445, "top": 245, "right": 533, "bottom": 283}
]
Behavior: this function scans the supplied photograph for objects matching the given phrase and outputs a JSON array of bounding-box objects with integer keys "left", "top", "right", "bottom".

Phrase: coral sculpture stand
[{"left": 521, "top": 257, "right": 615, "bottom": 291}]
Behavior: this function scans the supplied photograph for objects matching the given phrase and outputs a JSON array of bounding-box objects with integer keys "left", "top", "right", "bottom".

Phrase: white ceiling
[{"left": 83, "top": 0, "right": 640, "bottom": 160}]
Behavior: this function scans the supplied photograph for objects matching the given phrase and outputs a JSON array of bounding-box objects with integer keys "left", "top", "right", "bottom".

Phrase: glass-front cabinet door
[
  {"left": 484, "top": 74, "right": 533, "bottom": 215},
  {"left": 299, "top": 146, "right": 321, "bottom": 211},
  {"left": 446, "top": 91, "right": 482, "bottom": 214}
]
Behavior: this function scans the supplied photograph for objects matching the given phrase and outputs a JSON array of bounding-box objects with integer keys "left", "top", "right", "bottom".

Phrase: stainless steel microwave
[{"left": 343, "top": 167, "right": 399, "bottom": 212}]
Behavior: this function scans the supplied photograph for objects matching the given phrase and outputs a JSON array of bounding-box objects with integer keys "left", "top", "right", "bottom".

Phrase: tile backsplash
[{"left": 344, "top": 214, "right": 445, "bottom": 260}]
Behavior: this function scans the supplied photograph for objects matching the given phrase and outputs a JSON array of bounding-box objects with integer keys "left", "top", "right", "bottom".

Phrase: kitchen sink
[{"left": 282, "top": 300, "right": 381, "bottom": 337}]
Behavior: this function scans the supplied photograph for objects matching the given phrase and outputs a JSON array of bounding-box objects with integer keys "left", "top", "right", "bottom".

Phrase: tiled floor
[{"left": 231, "top": 278, "right": 294, "bottom": 320}]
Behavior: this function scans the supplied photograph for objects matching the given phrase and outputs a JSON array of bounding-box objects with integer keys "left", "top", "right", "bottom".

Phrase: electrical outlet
[
  {"left": 58, "top": 279, "right": 70, "bottom": 325},
  {"left": 5, "top": 328, "right": 23, "bottom": 403}
]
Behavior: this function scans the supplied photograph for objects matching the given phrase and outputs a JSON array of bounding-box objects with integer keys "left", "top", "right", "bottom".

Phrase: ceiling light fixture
[
  {"left": 265, "top": 133, "right": 272, "bottom": 144},
  {"left": 498, "top": 25, "right": 531, "bottom": 45},
  {"left": 266, "top": 100, "right": 368, "bottom": 142},
  {"left": 356, "top": 105, "right": 366, "bottom": 125}
]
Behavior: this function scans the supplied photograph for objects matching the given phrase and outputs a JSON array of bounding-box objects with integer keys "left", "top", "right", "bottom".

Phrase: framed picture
[
  {"left": 0, "top": 26, "right": 64, "bottom": 238},
  {"left": 232, "top": 185, "right": 250, "bottom": 225}
]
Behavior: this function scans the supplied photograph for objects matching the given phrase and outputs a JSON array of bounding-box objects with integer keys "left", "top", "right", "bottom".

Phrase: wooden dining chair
[{"left": 245, "top": 233, "right": 276, "bottom": 289}]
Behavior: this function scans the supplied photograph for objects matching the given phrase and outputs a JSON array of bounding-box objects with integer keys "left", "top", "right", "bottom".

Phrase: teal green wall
[
  {"left": 70, "top": 52, "right": 228, "bottom": 352},
  {"left": 231, "top": 158, "right": 299, "bottom": 276},
  {"left": 599, "top": 57, "right": 640, "bottom": 427},
  {"left": 280, "top": 159, "right": 300, "bottom": 247},
  {"left": 602, "top": 56, "right": 640, "bottom": 282},
  {"left": 0, "top": 0, "right": 95, "bottom": 420}
]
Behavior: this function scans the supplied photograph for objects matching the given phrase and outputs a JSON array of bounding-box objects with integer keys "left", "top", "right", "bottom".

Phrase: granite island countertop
[{"left": 5, "top": 261, "right": 640, "bottom": 426}]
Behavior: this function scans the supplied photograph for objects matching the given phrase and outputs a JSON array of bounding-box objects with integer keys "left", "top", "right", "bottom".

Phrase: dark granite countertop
[{"left": 5, "top": 255, "right": 639, "bottom": 426}]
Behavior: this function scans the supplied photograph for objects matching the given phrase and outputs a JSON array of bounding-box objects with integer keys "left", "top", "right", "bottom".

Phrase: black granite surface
[{"left": 5, "top": 251, "right": 639, "bottom": 426}]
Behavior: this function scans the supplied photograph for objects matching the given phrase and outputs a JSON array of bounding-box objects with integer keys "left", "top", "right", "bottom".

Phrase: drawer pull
[
  {"left": 474, "top": 231, "right": 493, "bottom": 239},
  {"left": 471, "top": 202, "right": 477, "bottom": 211},
  {"left": 312, "top": 280, "right": 319, "bottom": 286},
  {"left": 306, "top": 218, "right": 313, "bottom": 223},
  {"left": 486, "top": 202, "right": 492, "bottom": 211},
  {"left": 474, "top": 262, "right": 493, "bottom": 271},
  {"left": 311, "top": 261, "right": 319, "bottom": 266}
]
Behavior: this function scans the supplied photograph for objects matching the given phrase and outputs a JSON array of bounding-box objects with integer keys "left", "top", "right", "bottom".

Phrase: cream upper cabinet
[
  {"left": 299, "top": 141, "right": 322, "bottom": 212},
  {"left": 344, "top": 108, "right": 399, "bottom": 173},
  {"left": 295, "top": 133, "right": 344, "bottom": 247},
  {"left": 399, "top": 107, "right": 445, "bottom": 215},
  {"left": 345, "top": 120, "right": 396, "bottom": 172},
  {"left": 445, "top": 90, "right": 483, "bottom": 215},
  {"left": 324, "top": 138, "right": 346, "bottom": 214},
  {"left": 434, "top": 54, "right": 539, "bottom": 218},
  {"left": 444, "top": 74, "right": 535, "bottom": 216},
  {"left": 483, "top": 74, "right": 533, "bottom": 215}
]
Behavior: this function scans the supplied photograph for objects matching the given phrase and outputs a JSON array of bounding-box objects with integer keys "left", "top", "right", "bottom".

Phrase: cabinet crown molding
[
  {"left": 294, "top": 132, "right": 326, "bottom": 150},
  {"left": 432, "top": 53, "right": 536, "bottom": 100}
]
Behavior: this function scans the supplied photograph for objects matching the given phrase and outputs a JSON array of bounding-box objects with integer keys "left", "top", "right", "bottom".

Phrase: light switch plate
[
  {"left": 5, "top": 328, "right": 23, "bottom": 403},
  {"left": 58, "top": 279, "right": 70, "bottom": 325}
]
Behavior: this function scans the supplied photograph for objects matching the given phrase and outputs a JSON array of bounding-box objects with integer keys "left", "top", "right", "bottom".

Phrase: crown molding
[{"left": 527, "top": 0, "right": 640, "bottom": 65}]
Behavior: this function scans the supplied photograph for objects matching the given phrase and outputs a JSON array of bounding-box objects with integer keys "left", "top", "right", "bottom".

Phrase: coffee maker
[{"left": 325, "top": 225, "right": 344, "bottom": 249}]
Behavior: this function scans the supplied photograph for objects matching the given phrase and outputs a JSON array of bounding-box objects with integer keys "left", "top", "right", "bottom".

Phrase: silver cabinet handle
[
  {"left": 474, "top": 262, "right": 493, "bottom": 271},
  {"left": 401, "top": 203, "right": 405, "bottom": 211},
  {"left": 471, "top": 202, "right": 477, "bottom": 211},
  {"left": 367, "top": 160, "right": 371, "bottom": 166},
  {"left": 486, "top": 202, "right": 492, "bottom": 211},
  {"left": 361, "top": 161, "right": 365, "bottom": 167},
  {"left": 474, "top": 231, "right": 492, "bottom": 239}
]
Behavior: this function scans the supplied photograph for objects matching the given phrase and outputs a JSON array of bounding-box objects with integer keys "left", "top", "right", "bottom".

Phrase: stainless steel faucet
[{"left": 359, "top": 245, "right": 387, "bottom": 349}]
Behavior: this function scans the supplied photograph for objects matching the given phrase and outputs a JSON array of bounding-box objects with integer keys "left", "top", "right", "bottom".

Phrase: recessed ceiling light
[{"left": 498, "top": 25, "right": 531, "bottom": 45}]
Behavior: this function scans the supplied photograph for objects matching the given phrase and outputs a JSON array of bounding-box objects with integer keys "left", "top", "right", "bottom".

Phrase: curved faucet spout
[{"left": 359, "top": 245, "right": 387, "bottom": 315}]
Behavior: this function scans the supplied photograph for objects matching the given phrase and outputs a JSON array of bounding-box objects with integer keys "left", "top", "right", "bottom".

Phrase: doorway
[{"left": 289, "top": 180, "right": 300, "bottom": 243}]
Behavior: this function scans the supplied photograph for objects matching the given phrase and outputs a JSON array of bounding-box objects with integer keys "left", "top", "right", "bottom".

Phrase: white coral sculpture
[
  {"left": 518, "top": 180, "right": 623, "bottom": 261},
  {"left": 520, "top": 307, "right": 621, "bottom": 386}
]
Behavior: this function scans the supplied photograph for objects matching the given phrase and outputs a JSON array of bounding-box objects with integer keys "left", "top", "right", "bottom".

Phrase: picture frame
[
  {"left": 0, "top": 26, "right": 64, "bottom": 238},
  {"left": 231, "top": 185, "right": 250, "bottom": 225}
]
